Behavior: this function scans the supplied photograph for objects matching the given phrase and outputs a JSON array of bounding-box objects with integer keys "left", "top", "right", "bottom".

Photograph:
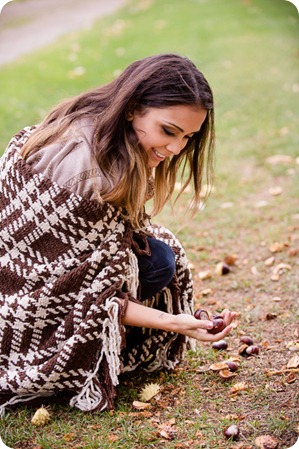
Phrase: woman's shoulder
[{"left": 26, "top": 118, "right": 107, "bottom": 199}]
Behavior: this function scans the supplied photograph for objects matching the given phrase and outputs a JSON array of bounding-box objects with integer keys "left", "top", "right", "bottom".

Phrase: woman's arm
[{"left": 122, "top": 300, "right": 236, "bottom": 343}]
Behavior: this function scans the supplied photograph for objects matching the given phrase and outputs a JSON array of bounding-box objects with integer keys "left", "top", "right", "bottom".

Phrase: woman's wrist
[{"left": 122, "top": 300, "right": 176, "bottom": 332}]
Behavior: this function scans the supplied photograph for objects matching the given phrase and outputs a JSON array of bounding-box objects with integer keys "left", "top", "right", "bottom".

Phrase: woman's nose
[{"left": 166, "top": 139, "right": 185, "bottom": 155}]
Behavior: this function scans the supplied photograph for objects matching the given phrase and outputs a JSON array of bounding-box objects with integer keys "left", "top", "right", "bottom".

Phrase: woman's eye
[{"left": 162, "top": 127, "right": 175, "bottom": 136}]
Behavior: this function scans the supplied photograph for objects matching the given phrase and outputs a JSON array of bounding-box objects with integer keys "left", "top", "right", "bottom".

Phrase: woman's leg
[{"left": 137, "top": 237, "right": 176, "bottom": 300}]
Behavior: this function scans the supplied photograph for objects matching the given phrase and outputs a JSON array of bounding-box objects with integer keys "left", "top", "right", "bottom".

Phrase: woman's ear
[{"left": 126, "top": 112, "right": 134, "bottom": 121}]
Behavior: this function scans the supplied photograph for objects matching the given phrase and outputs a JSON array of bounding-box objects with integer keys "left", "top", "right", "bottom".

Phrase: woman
[{"left": 0, "top": 53, "right": 236, "bottom": 414}]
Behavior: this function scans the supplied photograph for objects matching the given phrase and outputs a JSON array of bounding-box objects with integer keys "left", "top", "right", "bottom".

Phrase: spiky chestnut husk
[
  {"left": 31, "top": 406, "right": 50, "bottom": 426},
  {"left": 139, "top": 383, "right": 160, "bottom": 402}
]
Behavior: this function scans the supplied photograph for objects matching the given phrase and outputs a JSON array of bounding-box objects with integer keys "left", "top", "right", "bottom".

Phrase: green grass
[{"left": 1, "top": 0, "right": 299, "bottom": 448}]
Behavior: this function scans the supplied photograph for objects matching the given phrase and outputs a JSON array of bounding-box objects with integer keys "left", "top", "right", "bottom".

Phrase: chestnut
[
  {"left": 194, "top": 309, "right": 226, "bottom": 334},
  {"left": 223, "top": 424, "right": 240, "bottom": 440},
  {"left": 240, "top": 336, "right": 254, "bottom": 346},
  {"left": 209, "top": 315, "right": 225, "bottom": 334},
  {"left": 245, "top": 345, "right": 259, "bottom": 356},
  {"left": 226, "top": 361, "right": 239, "bottom": 372},
  {"left": 215, "top": 262, "right": 231, "bottom": 275},
  {"left": 212, "top": 340, "right": 228, "bottom": 350},
  {"left": 194, "top": 308, "right": 210, "bottom": 320}
]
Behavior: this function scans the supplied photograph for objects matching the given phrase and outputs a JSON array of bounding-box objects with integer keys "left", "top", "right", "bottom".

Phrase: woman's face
[{"left": 131, "top": 104, "right": 207, "bottom": 168}]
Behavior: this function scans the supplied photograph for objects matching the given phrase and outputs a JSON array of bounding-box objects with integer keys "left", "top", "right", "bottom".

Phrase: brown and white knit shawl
[{"left": 0, "top": 127, "right": 194, "bottom": 415}]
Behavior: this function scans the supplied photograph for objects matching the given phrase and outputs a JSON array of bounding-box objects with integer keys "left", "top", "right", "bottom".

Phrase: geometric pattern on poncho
[{"left": 0, "top": 127, "right": 194, "bottom": 415}]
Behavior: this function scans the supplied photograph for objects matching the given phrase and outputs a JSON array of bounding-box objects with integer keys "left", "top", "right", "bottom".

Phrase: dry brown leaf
[
  {"left": 201, "top": 288, "right": 212, "bottom": 296},
  {"left": 270, "top": 273, "right": 280, "bottom": 282},
  {"left": 107, "top": 434, "right": 119, "bottom": 443},
  {"left": 269, "top": 242, "right": 287, "bottom": 253},
  {"left": 287, "top": 355, "right": 299, "bottom": 369},
  {"left": 288, "top": 247, "right": 299, "bottom": 257},
  {"left": 272, "top": 263, "right": 292, "bottom": 275},
  {"left": 198, "top": 270, "right": 212, "bottom": 280},
  {"left": 157, "top": 422, "right": 178, "bottom": 440},
  {"left": 210, "top": 362, "right": 230, "bottom": 371},
  {"left": 269, "top": 186, "right": 282, "bottom": 196},
  {"left": 266, "top": 154, "right": 294, "bottom": 165},
  {"left": 264, "top": 256, "right": 275, "bottom": 266},
  {"left": 219, "top": 369, "right": 237, "bottom": 379},
  {"left": 224, "top": 254, "right": 238, "bottom": 265},
  {"left": 285, "top": 372, "right": 296, "bottom": 384},
  {"left": 63, "top": 433, "right": 75, "bottom": 442},
  {"left": 229, "top": 355, "right": 242, "bottom": 363},
  {"left": 132, "top": 400, "right": 151, "bottom": 410},
  {"left": 286, "top": 341, "right": 299, "bottom": 351},
  {"left": 254, "top": 434, "right": 278, "bottom": 449},
  {"left": 230, "top": 381, "right": 247, "bottom": 394}
]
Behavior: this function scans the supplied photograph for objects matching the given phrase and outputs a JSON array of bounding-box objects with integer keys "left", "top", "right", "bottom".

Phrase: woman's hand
[
  {"left": 168, "top": 308, "right": 237, "bottom": 342},
  {"left": 122, "top": 301, "right": 236, "bottom": 343}
]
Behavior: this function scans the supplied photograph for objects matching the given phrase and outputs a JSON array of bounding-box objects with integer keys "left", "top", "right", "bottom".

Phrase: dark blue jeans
[{"left": 137, "top": 237, "right": 176, "bottom": 301}]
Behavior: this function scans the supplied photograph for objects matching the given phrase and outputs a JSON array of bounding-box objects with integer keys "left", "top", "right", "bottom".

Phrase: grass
[{"left": 0, "top": 0, "right": 299, "bottom": 448}]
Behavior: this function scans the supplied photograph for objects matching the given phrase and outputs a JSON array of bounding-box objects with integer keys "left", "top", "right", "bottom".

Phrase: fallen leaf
[
  {"left": 269, "top": 186, "right": 282, "bottom": 196},
  {"left": 230, "top": 382, "right": 247, "bottom": 394},
  {"left": 219, "top": 369, "right": 237, "bottom": 379},
  {"left": 157, "top": 421, "right": 178, "bottom": 440},
  {"left": 285, "top": 372, "right": 296, "bottom": 384},
  {"left": 265, "top": 313, "right": 277, "bottom": 320},
  {"left": 269, "top": 242, "right": 287, "bottom": 253},
  {"left": 270, "top": 273, "right": 280, "bottom": 282},
  {"left": 198, "top": 270, "right": 213, "bottom": 280},
  {"left": 271, "top": 296, "right": 282, "bottom": 302},
  {"left": 201, "top": 288, "right": 212, "bottom": 296},
  {"left": 288, "top": 247, "right": 299, "bottom": 257},
  {"left": 132, "top": 401, "right": 151, "bottom": 410},
  {"left": 264, "top": 256, "right": 275, "bottom": 266},
  {"left": 255, "top": 200, "right": 268, "bottom": 208},
  {"left": 254, "top": 434, "right": 278, "bottom": 449},
  {"left": 287, "top": 355, "right": 299, "bottom": 368},
  {"left": 224, "top": 254, "right": 238, "bottom": 265},
  {"left": 63, "top": 433, "right": 75, "bottom": 442},
  {"left": 266, "top": 155, "right": 294, "bottom": 165},
  {"left": 210, "top": 362, "right": 229, "bottom": 371},
  {"left": 286, "top": 341, "right": 299, "bottom": 351},
  {"left": 272, "top": 263, "right": 292, "bottom": 275},
  {"left": 107, "top": 434, "right": 119, "bottom": 442}
]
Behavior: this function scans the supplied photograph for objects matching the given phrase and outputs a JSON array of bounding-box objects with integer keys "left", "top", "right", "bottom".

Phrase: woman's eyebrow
[
  {"left": 163, "top": 120, "right": 198, "bottom": 135},
  {"left": 163, "top": 120, "right": 184, "bottom": 132}
]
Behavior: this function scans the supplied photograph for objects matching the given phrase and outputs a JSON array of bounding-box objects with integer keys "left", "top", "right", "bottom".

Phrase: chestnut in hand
[
  {"left": 193, "top": 309, "right": 226, "bottom": 334},
  {"left": 209, "top": 314, "right": 226, "bottom": 334},
  {"left": 193, "top": 308, "right": 210, "bottom": 320}
]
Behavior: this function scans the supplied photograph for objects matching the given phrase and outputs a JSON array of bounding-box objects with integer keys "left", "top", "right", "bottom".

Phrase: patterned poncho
[{"left": 0, "top": 127, "right": 194, "bottom": 415}]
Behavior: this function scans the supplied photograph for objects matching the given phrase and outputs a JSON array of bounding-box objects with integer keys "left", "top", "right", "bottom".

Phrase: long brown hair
[{"left": 21, "top": 53, "right": 215, "bottom": 228}]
